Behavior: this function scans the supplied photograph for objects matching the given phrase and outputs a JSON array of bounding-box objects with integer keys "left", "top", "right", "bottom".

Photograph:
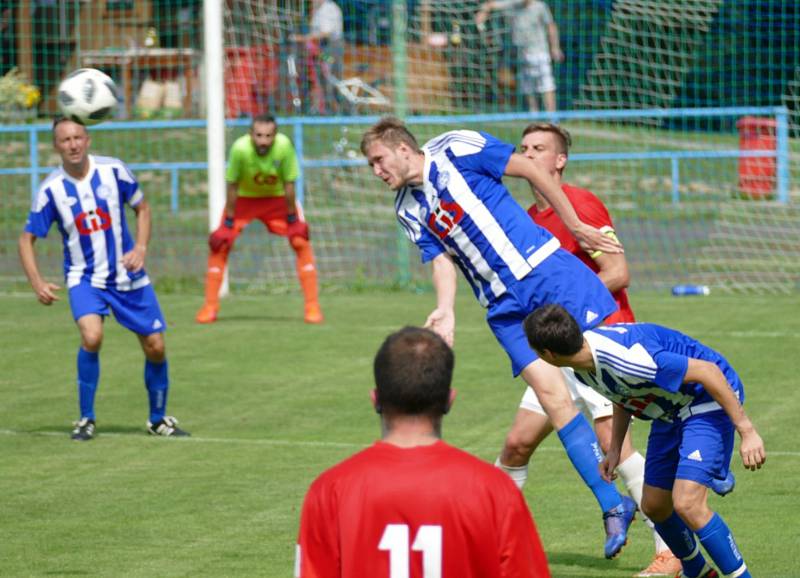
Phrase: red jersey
[
  {"left": 528, "top": 183, "right": 635, "bottom": 323},
  {"left": 296, "top": 440, "right": 550, "bottom": 578}
]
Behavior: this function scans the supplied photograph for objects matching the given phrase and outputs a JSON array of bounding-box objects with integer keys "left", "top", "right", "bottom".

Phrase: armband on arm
[{"left": 589, "top": 227, "right": 618, "bottom": 259}]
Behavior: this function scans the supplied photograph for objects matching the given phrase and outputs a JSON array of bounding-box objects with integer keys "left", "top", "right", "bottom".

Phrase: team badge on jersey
[
  {"left": 96, "top": 184, "right": 113, "bottom": 200},
  {"left": 436, "top": 170, "right": 450, "bottom": 191}
]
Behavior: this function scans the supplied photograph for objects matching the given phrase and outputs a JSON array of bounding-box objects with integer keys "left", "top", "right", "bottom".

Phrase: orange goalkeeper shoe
[
  {"left": 633, "top": 551, "right": 682, "bottom": 577},
  {"left": 304, "top": 302, "right": 324, "bottom": 324},
  {"left": 195, "top": 303, "right": 219, "bottom": 324}
]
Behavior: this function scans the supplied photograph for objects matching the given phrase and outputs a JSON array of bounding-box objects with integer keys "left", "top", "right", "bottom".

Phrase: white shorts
[
  {"left": 519, "top": 51, "right": 556, "bottom": 94},
  {"left": 519, "top": 367, "right": 613, "bottom": 420}
]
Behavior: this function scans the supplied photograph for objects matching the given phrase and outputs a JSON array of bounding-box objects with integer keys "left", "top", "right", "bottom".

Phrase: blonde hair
[{"left": 360, "top": 116, "right": 422, "bottom": 155}]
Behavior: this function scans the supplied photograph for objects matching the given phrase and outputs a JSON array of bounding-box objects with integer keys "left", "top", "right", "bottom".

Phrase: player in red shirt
[
  {"left": 496, "top": 123, "right": 681, "bottom": 577},
  {"left": 296, "top": 327, "right": 550, "bottom": 578}
]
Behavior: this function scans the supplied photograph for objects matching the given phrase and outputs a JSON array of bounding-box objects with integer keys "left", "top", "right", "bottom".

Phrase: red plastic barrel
[{"left": 736, "top": 116, "right": 776, "bottom": 198}]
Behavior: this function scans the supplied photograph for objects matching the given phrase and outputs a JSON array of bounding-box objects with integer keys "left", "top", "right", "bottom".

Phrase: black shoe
[
  {"left": 147, "top": 416, "right": 190, "bottom": 437},
  {"left": 71, "top": 418, "right": 96, "bottom": 441}
]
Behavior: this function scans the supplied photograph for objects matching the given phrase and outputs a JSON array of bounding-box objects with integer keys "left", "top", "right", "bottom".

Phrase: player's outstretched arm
[
  {"left": 424, "top": 253, "right": 457, "bottom": 346},
  {"left": 18, "top": 232, "right": 60, "bottom": 305},
  {"left": 504, "top": 153, "right": 623, "bottom": 254},
  {"left": 685, "top": 359, "right": 766, "bottom": 471}
]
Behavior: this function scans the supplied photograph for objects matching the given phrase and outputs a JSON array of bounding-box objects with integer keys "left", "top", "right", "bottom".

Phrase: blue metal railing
[{"left": 0, "top": 106, "right": 790, "bottom": 208}]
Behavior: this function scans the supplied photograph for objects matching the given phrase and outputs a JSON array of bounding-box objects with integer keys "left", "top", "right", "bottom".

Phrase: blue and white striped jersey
[
  {"left": 24, "top": 155, "right": 150, "bottom": 291},
  {"left": 395, "top": 130, "right": 560, "bottom": 307},
  {"left": 576, "top": 323, "right": 744, "bottom": 422}
]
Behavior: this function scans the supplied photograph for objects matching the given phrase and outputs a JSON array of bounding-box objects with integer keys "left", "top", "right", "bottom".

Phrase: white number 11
[{"left": 378, "top": 524, "right": 442, "bottom": 578}]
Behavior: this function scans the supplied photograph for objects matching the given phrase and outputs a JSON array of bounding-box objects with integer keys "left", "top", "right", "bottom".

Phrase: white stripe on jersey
[
  {"left": 589, "top": 332, "right": 658, "bottom": 380},
  {"left": 426, "top": 130, "right": 486, "bottom": 157},
  {"left": 397, "top": 130, "right": 559, "bottom": 305},
  {"left": 441, "top": 158, "right": 532, "bottom": 282},
  {"left": 42, "top": 177, "right": 88, "bottom": 288},
  {"left": 581, "top": 331, "right": 693, "bottom": 420},
  {"left": 35, "top": 155, "right": 149, "bottom": 291}
]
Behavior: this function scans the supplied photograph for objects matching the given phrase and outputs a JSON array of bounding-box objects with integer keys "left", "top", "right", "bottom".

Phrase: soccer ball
[{"left": 57, "top": 68, "right": 119, "bottom": 126}]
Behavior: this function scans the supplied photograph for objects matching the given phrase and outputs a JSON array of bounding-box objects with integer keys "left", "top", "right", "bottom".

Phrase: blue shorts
[
  {"left": 69, "top": 282, "right": 167, "bottom": 336},
  {"left": 644, "top": 410, "right": 735, "bottom": 490},
  {"left": 486, "top": 249, "right": 618, "bottom": 376}
]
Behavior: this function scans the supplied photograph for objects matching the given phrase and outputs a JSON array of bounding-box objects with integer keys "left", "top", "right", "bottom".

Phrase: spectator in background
[
  {"left": 291, "top": 0, "right": 344, "bottom": 114},
  {"left": 475, "top": 0, "right": 564, "bottom": 113},
  {"left": 296, "top": 327, "right": 551, "bottom": 577}
]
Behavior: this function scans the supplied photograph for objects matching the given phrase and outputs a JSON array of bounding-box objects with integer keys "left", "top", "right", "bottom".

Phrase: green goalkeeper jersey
[{"left": 226, "top": 133, "right": 300, "bottom": 198}]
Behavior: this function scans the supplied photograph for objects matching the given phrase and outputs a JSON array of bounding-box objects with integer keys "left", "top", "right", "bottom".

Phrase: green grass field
[{"left": 1, "top": 290, "right": 798, "bottom": 577}]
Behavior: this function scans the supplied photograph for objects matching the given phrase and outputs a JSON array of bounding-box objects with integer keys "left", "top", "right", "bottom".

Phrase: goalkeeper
[{"left": 196, "top": 114, "right": 323, "bottom": 324}]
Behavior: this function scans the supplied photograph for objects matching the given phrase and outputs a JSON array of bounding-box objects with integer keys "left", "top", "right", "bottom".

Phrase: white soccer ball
[{"left": 57, "top": 68, "right": 119, "bottom": 126}]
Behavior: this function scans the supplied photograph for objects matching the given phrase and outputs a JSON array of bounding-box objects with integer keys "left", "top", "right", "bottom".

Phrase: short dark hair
[
  {"left": 252, "top": 114, "right": 276, "bottom": 128},
  {"left": 373, "top": 327, "right": 453, "bottom": 417},
  {"left": 523, "top": 304, "right": 584, "bottom": 356},
  {"left": 52, "top": 115, "right": 86, "bottom": 132},
  {"left": 360, "top": 116, "right": 421, "bottom": 155},
  {"left": 521, "top": 122, "right": 572, "bottom": 156}
]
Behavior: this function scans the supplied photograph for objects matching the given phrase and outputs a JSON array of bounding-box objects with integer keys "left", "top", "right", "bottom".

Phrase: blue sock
[
  {"left": 696, "top": 513, "right": 750, "bottom": 577},
  {"left": 654, "top": 511, "right": 708, "bottom": 577},
  {"left": 77, "top": 348, "right": 99, "bottom": 420},
  {"left": 144, "top": 359, "right": 169, "bottom": 423},
  {"left": 557, "top": 413, "right": 621, "bottom": 512}
]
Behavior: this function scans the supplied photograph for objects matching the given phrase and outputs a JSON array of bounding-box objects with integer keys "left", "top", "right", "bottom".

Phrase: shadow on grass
[{"left": 546, "top": 550, "right": 636, "bottom": 573}]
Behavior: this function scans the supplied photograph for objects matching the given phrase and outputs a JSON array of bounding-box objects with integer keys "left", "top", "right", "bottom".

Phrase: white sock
[
  {"left": 617, "top": 452, "right": 671, "bottom": 553},
  {"left": 495, "top": 457, "right": 528, "bottom": 490},
  {"left": 617, "top": 451, "right": 645, "bottom": 509}
]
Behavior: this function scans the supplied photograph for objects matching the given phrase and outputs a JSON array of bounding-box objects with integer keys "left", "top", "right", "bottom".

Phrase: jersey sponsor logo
[
  {"left": 75, "top": 208, "right": 112, "bottom": 235},
  {"left": 253, "top": 172, "right": 278, "bottom": 186},
  {"left": 427, "top": 198, "right": 464, "bottom": 240},
  {"left": 687, "top": 449, "right": 703, "bottom": 462},
  {"left": 624, "top": 393, "right": 658, "bottom": 417}
]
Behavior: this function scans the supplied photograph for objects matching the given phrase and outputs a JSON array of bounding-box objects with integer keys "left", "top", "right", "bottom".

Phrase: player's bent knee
[
  {"left": 81, "top": 331, "right": 103, "bottom": 352},
  {"left": 141, "top": 335, "right": 166, "bottom": 362},
  {"left": 671, "top": 492, "right": 705, "bottom": 523},
  {"left": 503, "top": 430, "right": 537, "bottom": 462}
]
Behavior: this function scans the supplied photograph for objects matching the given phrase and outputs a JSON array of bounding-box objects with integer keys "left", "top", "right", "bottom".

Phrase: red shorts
[
  {"left": 225, "top": 196, "right": 306, "bottom": 237},
  {"left": 605, "top": 307, "right": 635, "bottom": 324}
]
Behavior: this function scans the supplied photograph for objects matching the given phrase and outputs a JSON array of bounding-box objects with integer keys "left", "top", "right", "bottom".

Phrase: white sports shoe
[{"left": 147, "top": 416, "right": 190, "bottom": 437}]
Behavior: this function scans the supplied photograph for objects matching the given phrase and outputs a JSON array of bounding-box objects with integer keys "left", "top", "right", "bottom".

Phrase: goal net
[{"left": 0, "top": 1, "right": 798, "bottom": 295}]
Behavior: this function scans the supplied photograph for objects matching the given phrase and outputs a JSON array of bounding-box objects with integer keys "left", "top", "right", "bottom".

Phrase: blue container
[{"left": 671, "top": 285, "right": 710, "bottom": 296}]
